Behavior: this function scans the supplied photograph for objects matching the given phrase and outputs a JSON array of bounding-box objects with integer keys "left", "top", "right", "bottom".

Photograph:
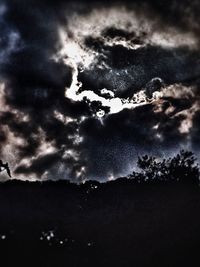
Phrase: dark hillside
[{"left": 0, "top": 179, "right": 200, "bottom": 267}]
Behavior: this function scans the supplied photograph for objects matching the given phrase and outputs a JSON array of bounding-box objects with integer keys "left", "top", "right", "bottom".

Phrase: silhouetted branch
[{"left": 129, "top": 150, "right": 199, "bottom": 184}]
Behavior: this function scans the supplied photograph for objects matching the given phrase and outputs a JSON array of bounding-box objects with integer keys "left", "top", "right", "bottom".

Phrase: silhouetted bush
[{"left": 129, "top": 150, "right": 199, "bottom": 184}]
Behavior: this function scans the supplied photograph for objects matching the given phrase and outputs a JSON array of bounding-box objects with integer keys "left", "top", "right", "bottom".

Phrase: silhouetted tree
[{"left": 129, "top": 150, "right": 199, "bottom": 184}]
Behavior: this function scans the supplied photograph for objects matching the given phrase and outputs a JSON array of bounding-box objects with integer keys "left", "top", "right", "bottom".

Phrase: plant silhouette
[{"left": 129, "top": 150, "right": 199, "bottom": 184}]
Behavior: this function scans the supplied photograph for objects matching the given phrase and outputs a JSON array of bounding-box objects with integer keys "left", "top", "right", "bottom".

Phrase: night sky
[{"left": 0, "top": 0, "right": 200, "bottom": 181}]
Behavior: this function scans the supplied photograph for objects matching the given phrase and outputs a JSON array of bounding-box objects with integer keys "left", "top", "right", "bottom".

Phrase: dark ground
[{"left": 0, "top": 178, "right": 200, "bottom": 267}]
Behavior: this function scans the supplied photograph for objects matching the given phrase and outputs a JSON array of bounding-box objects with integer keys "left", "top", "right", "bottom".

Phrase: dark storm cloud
[
  {"left": 0, "top": 0, "right": 200, "bottom": 180},
  {"left": 15, "top": 152, "right": 61, "bottom": 176},
  {"left": 79, "top": 40, "right": 200, "bottom": 97},
  {"left": 79, "top": 101, "right": 190, "bottom": 178},
  {"left": 0, "top": 0, "right": 86, "bottom": 179},
  {"left": 74, "top": 20, "right": 200, "bottom": 178}
]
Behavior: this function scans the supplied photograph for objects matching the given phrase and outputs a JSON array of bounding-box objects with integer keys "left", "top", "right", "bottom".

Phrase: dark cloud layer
[
  {"left": 0, "top": 0, "right": 200, "bottom": 181},
  {"left": 79, "top": 42, "right": 200, "bottom": 97}
]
